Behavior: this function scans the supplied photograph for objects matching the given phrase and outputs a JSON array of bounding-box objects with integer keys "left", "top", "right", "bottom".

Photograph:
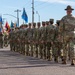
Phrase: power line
[
  {"left": 3, "top": 14, "right": 17, "bottom": 18},
  {"left": 24, "top": 0, "right": 32, "bottom": 9},
  {"left": 24, "top": 0, "right": 31, "bottom": 6},
  {"left": 35, "top": 1, "right": 47, "bottom": 8},
  {"left": 23, "top": 1, "right": 48, "bottom": 13},
  {"left": 35, "top": 3, "right": 54, "bottom": 11}
]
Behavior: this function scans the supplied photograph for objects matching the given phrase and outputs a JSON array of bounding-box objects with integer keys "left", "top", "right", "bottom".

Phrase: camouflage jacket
[
  {"left": 59, "top": 14, "right": 75, "bottom": 41},
  {"left": 46, "top": 24, "right": 56, "bottom": 42}
]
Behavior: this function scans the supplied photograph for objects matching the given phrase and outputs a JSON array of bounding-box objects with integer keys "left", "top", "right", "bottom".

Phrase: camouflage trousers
[
  {"left": 30, "top": 43, "right": 33, "bottom": 56},
  {"left": 35, "top": 44, "right": 39, "bottom": 57},
  {"left": 20, "top": 42, "right": 25, "bottom": 55},
  {"left": 0, "top": 39, "right": 3, "bottom": 48},
  {"left": 43, "top": 43, "right": 46, "bottom": 59},
  {"left": 46, "top": 42, "right": 52, "bottom": 60},
  {"left": 4, "top": 39, "right": 8, "bottom": 47},
  {"left": 26, "top": 42, "right": 33, "bottom": 56},
  {"left": 10, "top": 41, "right": 15, "bottom": 51},
  {"left": 62, "top": 40, "right": 75, "bottom": 61},
  {"left": 68, "top": 40, "right": 75, "bottom": 60},
  {"left": 52, "top": 42, "right": 61, "bottom": 57},
  {"left": 39, "top": 43, "right": 43, "bottom": 59},
  {"left": 52, "top": 42, "right": 62, "bottom": 62},
  {"left": 10, "top": 42, "right": 12, "bottom": 51}
]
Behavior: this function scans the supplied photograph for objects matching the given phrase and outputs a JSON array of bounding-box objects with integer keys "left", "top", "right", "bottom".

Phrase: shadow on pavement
[
  {"left": 0, "top": 49, "right": 74, "bottom": 69},
  {"left": 0, "top": 64, "right": 51, "bottom": 69}
]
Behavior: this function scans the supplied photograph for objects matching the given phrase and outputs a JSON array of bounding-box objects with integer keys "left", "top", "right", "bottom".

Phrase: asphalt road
[{"left": 0, "top": 46, "right": 75, "bottom": 75}]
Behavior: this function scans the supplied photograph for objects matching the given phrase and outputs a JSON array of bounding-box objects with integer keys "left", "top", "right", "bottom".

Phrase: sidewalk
[{"left": 0, "top": 47, "right": 75, "bottom": 75}]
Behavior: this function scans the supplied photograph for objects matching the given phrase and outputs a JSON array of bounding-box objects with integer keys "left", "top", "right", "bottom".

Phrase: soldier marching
[{"left": 7, "top": 5, "right": 75, "bottom": 66}]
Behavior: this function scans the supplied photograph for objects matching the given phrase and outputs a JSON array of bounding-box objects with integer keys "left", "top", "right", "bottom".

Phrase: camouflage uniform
[
  {"left": 13, "top": 30, "right": 16, "bottom": 51},
  {"left": 34, "top": 22, "right": 41, "bottom": 58},
  {"left": 23, "top": 24, "right": 28, "bottom": 55},
  {"left": 20, "top": 25, "right": 27, "bottom": 55},
  {"left": 4, "top": 32, "right": 9, "bottom": 47},
  {"left": 26, "top": 23, "right": 33, "bottom": 56},
  {"left": 9, "top": 28, "right": 15, "bottom": 51},
  {"left": 19, "top": 26, "right": 24, "bottom": 54},
  {"left": 46, "top": 19, "right": 55, "bottom": 61},
  {"left": 53, "top": 20, "right": 62, "bottom": 62},
  {"left": 39, "top": 21, "right": 46, "bottom": 59},
  {"left": 59, "top": 5, "right": 75, "bottom": 65},
  {"left": 32, "top": 23, "right": 39, "bottom": 57},
  {"left": 0, "top": 32, "right": 3, "bottom": 48},
  {"left": 15, "top": 27, "right": 20, "bottom": 52}
]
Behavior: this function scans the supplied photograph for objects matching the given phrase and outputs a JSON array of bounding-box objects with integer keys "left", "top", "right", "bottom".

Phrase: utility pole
[
  {"left": 32, "top": 0, "right": 34, "bottom": 24},
  {"left": 14, "top": 9, "right": 21, "bottom": 27}
]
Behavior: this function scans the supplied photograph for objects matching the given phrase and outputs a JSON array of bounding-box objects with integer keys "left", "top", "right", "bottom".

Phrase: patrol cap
[
  {"left": 15, "top": 27, "right": 18, "bottom": 29},
  {"left": 20, "top": 25, "right": 23, "bottom": 28},
  {"left": 37, "top": 22, "right": 41, "bottom": 26},
  {"left": 21, "top": 24, "right": 25, "bottom": 26},
  {"left": 42, "top": 21, "right": 45, "bottom": 25},
  {"left": 33, "top": 22, "right": 36, "bottom": 26},
  {"left": 65, "top": 5, "right": 74, "bottom": 10},
  {"left": 49, "top": 19, "right": 54, "bottom": 22},
  {"left": 23, "top": 24, "right": 27, "bottom": 28},
  {"left": 25, "top": 24, "right": 28, "bottom": 26},
  {"left": 20, "top": 24, "right": 22, "bottom": 26},
  {"left": 23, "top": 24, "right": 27, "bottom": 26},
  {"left": 11, "top": 28, "right": 14, "bottom": 31},
  {"left": 56, "top": 20, "right": 60, "bottom": 23},
  {"left": 25, "top": 24, "right": 28, "bottom": 27},
  {"left": 46, "top": 21, "right": 49, "bottom": 25},
  {"left": 29, "top": 23, "right": 31, "bottom": 26}
]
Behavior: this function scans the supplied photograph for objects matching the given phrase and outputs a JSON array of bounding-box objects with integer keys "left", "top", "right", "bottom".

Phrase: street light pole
[
  {"left": 36, "top": 11, "right": 40, "bottom": 22},
  {"left": 3, "top": 14, "right": 17, "bottom": 19},
  {"left": 14, "top": 9, "right": 21, "bottom": 27}
]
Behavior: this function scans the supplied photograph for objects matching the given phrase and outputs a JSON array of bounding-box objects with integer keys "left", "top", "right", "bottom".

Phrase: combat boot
[
  {"left": 35, "top": 50, "right": 38, "bottom": 58},
  {"left": 40, "top": 56, "right": 43, "bottom": 59},
  {"left": 62, "top": 56, "right": 67, "bottom": 64},
  {"left": 35, "top": 54, "right": 38, "bottom": 58},
  {"left": 71, "top": 59, "right": 75, "bottom": 66},
  {"left": 61, "top": 56, "right": 64, "bottom": 62},
  {"left": 43, "top": 56, "right": 46, "bottom": 60},
  {"left": 47, "top": 56, "right": 52, "bottom": 61},
  {"left": 31, "top": 53, "right": 33, "bottom": 57},
  {"left": 54, "top": 57, "right": 58, "bottom": 63},
  {"left": 62, "top": 59, "right": 67, "bottom": 64}
]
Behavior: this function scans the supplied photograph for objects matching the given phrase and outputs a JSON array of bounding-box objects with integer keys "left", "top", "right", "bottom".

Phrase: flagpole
[
  {"left": 22, "top": 8, "right": 28, "bottom": 24},
  {"left": 23, "top": 20, "right": 24, "bottom": 24}
]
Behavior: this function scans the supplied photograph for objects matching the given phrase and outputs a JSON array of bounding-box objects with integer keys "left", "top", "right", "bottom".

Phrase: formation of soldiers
[
  {"left": 8, "top": 17, "right": 75, "bottom": 66},
  {"left": 0, "top": 5, "right": 74, "bottom": 66},
  {"left": 9, "top": 19, "right": 62, "bottom": 62}
]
